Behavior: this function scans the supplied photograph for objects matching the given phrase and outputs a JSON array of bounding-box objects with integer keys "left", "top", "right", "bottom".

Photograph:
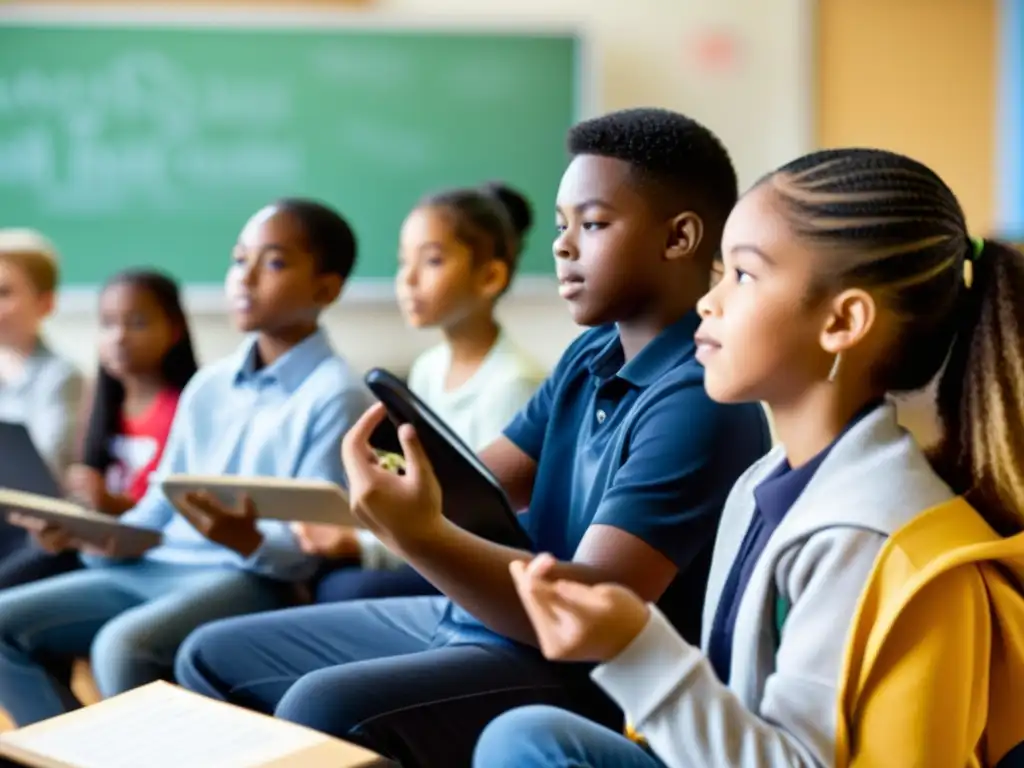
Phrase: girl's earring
[{"left": 827, "top": 352, "right": 842, "bottom": 383}]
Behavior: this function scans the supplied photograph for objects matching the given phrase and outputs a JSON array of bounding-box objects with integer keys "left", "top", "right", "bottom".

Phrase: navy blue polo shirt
[
  {"left": 707, "top": 401, "right": 882, "bottom": 683},
  {"left": 435, "top": 311, "right": 771, "bottom": 647}
]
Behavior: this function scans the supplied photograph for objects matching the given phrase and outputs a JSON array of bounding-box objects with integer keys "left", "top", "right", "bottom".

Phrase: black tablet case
[{"left": 365, "top": 369, "right": 533, "bottom": 550}]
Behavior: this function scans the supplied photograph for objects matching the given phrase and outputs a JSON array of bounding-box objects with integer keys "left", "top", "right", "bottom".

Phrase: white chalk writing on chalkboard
[
  {"left": 308, "top": 46, "right": 411, "bottom": 90},
  {"left": 0, "top": 51, "right": 303, "bottom": 214},
  {"left": 338, "top": 118, "right": 431, "bottom": 169},
  {"left": 442, "top": 56, "right": 526, "bottom": 103}
]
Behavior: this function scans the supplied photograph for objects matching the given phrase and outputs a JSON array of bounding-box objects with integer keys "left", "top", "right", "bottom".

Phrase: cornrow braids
[{"left": 767, "top": 148, "right": 1024, "bottom": 534}]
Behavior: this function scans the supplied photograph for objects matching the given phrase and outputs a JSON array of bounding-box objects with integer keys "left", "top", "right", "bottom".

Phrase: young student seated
[
  {"left": 299, "top": 182, "right": 546, "bottom": 603},
  {"left": 401, "top": 182, "right": 545, "bottom": 449},
  {"left": 0, "top": 270, "right": 198, "bottom": 591},
  {"left": 0, "top": 229, "right": 82, "bottom": 477},
  {"left": 69, "top": 269, "right": 199, "bottom": 516},
  {"left": 175, "top": 108, "right": 772, "bottom": 767},
  {"left": 0, "top": 198, "right": 373, "bottom": 726},
  {"left": 472, "top": 148, "right": 1024, "bottom": 768},
  {"left": 0, "top": 229, "right": 83, "bottom": 568}
]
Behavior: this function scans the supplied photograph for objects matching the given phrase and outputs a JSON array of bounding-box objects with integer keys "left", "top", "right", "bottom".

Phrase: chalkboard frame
[{"left": 0, "top": 3, "right": 597, "bottom": 314}]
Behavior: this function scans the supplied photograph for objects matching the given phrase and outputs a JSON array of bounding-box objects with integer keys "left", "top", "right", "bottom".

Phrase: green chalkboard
[{"left": 0, "top": 20, "right": 579, "bottom": 285}]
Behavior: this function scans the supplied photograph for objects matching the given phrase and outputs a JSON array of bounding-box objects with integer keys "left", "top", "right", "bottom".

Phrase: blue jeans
[
  {"left": 312, "top": 562, "right": 438, "bottom": 603},
  {"left": 176, "top": 597, "right": 620, "bottom": 768},
  {"left": 474, "top": 706, "right": 667, "bottom": 768},
  {"left": 0, "top": 559, "right": 292, "bottom": 725}
]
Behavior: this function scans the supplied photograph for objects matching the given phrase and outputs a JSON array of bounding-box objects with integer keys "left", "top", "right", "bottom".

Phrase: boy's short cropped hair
[
  {"left": 272, "top": 199, "right": 358, "bottom": 283},
  {"left": 567, "top": 107, "right": 739, "bottom": 231},
  {"left": 0, "top": 229, "right": 60, "bottom": 294}
]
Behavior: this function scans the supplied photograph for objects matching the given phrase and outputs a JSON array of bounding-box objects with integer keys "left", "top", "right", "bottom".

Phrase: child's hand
[
  {"left": 176, "top": 492, "right": 264, "bottom": 557},
  {"left": 65, "top": 464, "right": 112, "bottom": 511},
  {"left": 291, "top": 523, "right": 362, "bottom": 559},
  {"left": 510, "top": 553, "right": 651, "bottom": 663},
  {"left": 341, "top": 403, "right": 444, "bottom": 552},
  {"left": 8, "top": 512, "right": 74, "bottom": 553},
  {"left": 6, "top": 513, "right": 151, "bottom": 557}
]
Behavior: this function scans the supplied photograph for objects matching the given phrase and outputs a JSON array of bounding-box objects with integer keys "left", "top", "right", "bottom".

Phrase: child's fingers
[
  {"left": 395, "top": 424, "right": 441, "bottom": 495},
  {"left": 237, "top": 494, "right": 257, "bottom": 521},
  {"left": 525, "top": 552, "right": 558, "bottom": 580},
  {"left": 509, "top": 559, "right": 530, "bottom": 585},
  {"left": 341, "top": 404, "right": 389, "bottom": 482},
  {"left": 550, "top": 578, "right": 602, "bottom": 605},
  {"left": 514, "top": 568, "right": 566, "bottom": 627},
  {"left": 8, "top": 512, "right": 44, "bottom": 532},
  {"left": 176, "top": 494, "right": 215, "bottom": 534}
]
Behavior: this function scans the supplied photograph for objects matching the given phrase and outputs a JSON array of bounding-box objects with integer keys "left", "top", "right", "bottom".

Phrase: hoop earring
[{"left": 827, "top": 353, "right": 842, "bottom": 383}]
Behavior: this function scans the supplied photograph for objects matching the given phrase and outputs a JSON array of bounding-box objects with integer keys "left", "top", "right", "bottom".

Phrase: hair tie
[
  {"left": 970, "top": 236, "right": 985, "bottom": 261},
  {"left": 963, "top": 236, "right": 984, "bottom": 289}
]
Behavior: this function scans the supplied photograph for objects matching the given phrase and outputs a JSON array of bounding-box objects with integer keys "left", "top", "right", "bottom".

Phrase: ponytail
[{"left": 932, "top": 239, "right": 1024, "bottom": 533}]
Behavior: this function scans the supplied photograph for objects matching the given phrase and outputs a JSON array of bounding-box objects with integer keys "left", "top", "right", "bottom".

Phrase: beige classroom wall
[
  {"left": 22, "top": 0, "right": 813, "bottom": 375},
  {"left": 815, "top": 0, "right": 998, "bottom": 234},
  {"left": 816, "top": 0, "right": 999, "bottom": 445}
]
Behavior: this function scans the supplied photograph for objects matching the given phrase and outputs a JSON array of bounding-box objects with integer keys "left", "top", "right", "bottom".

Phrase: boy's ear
[
  {"left": 314, "top": 273, "right": 344, "bottom": 307},
  {"left": 477, "top": 259, "right": 510, "bottom": 301},
  {"left": 665, "top": 212, "right": 704, "bottom": 262},
  {"left": 37, "top": 290, "right": 55, "bottom": 319}
]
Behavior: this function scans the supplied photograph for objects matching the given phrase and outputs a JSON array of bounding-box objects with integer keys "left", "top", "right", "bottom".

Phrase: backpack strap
[{"left": 775, "top": 594, "right": 790, "bottom": 647}]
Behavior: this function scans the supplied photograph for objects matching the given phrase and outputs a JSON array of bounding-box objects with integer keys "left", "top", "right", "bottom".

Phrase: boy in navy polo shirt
[{"left": 176, "top": 108, "right": 771, "bottom": 767}]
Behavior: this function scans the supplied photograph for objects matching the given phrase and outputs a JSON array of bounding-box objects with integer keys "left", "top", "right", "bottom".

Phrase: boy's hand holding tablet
[
  {"left": 7, "top": 511, "right": 156, "bottom": 559},
  {"left": 172, "top": 492, "right": 265, "bottom": 557},
  {"left": 8, "top": 513, "right": 74, "bottom": 554},
  {"left": 341, "top": 403, "right": 444, "bottom": 554},
  {"left": 162, "top": 475, "right": 365, "bottom": 557}
]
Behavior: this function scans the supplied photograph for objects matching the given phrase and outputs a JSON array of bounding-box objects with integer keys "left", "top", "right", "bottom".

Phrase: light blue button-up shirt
[{"left": 106, "top": 328, "right": 373, "bottom": 582}]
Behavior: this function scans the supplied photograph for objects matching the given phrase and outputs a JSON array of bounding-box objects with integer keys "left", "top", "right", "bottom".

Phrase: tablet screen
[{"left": 0, "top": 421, "right": 62, "bottom": 498}]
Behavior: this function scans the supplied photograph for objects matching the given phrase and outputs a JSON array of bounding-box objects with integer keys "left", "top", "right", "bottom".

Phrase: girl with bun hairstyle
[
  {"left": 299, "top": 183, "right": 546, "bottom": 602},
  {"left": 397, "top": 181, "right": 546, "bottom": 452}
]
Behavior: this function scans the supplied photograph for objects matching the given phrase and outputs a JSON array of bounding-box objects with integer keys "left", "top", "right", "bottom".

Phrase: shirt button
[{"left": 596, "top": 409, "right": 607, "bottom": 424}]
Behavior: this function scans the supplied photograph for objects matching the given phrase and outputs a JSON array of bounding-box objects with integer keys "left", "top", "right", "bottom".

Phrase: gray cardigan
[
  {"left": 0, "top": 342, "right": 83, "bottom": 477},
  {"left": 591, "top": 402, "right": 955, "bottom": 767}
]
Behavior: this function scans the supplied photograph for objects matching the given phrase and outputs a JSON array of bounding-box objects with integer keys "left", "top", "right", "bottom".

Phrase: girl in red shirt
[{"left": 66, "top": 270, "right": 198, "bottom": 514}]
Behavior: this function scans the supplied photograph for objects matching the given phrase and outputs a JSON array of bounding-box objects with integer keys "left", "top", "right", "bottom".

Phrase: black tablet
[
  {"left": 365, "top": 368, "right": 533, "bottom": 550},
  {"left": 0, "top": 421, "right": 62, "bottom": 498}
]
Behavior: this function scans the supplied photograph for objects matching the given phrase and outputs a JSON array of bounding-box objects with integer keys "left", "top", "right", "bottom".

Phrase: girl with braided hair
[{"left": 474, "top": 147, "right": 1024, "bottom": 768}]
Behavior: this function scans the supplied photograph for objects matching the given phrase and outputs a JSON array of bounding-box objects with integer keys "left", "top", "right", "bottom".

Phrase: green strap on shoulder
[{"left": 775, "top": 594, "right": 790, "bottom": 644}]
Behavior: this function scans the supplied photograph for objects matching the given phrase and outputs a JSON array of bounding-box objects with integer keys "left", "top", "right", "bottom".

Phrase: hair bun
[{"left": 480, "top": 182, "right": 533, "bottom": 238}]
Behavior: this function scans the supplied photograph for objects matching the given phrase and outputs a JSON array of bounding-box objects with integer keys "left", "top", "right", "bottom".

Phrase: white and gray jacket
[{"left": 592, "top": 402, "right": 954, "bottom": 767}]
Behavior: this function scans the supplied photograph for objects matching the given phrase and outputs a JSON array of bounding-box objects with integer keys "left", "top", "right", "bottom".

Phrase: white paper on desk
[{"left": 0, "top": 682, "right": 329, "bottom": 768}]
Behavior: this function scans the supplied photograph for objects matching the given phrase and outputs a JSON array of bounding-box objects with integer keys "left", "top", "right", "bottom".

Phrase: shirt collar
[
  {"left": 754, "top": 398, "right": 887, "bottom": 526},
  {"left": 232, "top": 328, "right": 334, "bottom": 394},
  {"left": 2, "top": 339, "right": 50, "bottom": 393},
  {"left": 588, "top": 311, "right": 700, "bottom": 387},
  {"left": 753, "top": 449, "right": 831, "bottom": 527}
]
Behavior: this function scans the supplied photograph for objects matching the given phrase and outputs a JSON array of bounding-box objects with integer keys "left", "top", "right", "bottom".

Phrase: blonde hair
[{"left": 0, "top": 229, "right": 60, "bottom": 294}]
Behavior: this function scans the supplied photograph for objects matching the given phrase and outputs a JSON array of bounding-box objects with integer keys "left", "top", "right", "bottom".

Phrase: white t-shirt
[{"left": 407, "top": 330, "right": 546, "bottom": 452}]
